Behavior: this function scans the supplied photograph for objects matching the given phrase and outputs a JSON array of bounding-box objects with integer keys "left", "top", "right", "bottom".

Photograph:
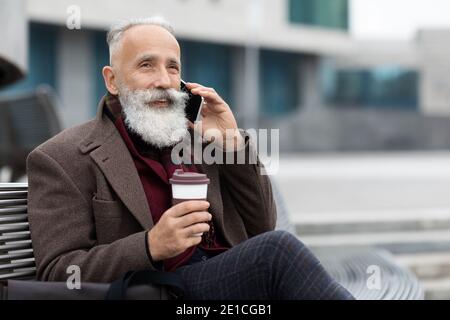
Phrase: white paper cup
[
  {"left": 171, "top": 183, "right": 208, "bottom": 201},
  {"left": 170, "top": 169, "right": 210, "bottom": 237}
]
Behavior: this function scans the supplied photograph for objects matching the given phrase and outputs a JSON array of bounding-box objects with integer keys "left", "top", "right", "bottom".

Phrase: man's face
[
  {"left": 113, "top": 25, "right": 182, "bottom": 106},
  {"left": 106, "top": 25, "right": 189, "bottom": 148}
]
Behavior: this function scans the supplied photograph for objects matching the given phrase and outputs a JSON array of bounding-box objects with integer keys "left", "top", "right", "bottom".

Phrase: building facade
[
  {"left": 1, "top": 0, "right": 353, "bottom": 126},
  {"left": 2, "top": 0, "right": 450, "bottom": 151}
]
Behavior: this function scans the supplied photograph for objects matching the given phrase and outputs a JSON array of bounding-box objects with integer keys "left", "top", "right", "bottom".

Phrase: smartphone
[{"left": 180, "top": 79, "right": 203, "bottom": 123}]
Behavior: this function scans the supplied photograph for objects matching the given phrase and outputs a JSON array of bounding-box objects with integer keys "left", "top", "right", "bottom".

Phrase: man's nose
[{"left": 153, "top": 67, "right": 172, "bottom": 89}]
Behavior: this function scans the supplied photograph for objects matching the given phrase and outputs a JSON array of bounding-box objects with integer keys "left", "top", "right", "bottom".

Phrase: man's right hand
[{"left": 147, "top": 200, "right": 212, "bottom": 261}]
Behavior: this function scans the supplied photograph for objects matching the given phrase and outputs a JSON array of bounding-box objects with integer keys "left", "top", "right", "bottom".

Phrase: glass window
[
  {"left": 289, "top": 0, "right": 349, "bottom": 31},
  {"left": 259, "top": 50, "right": 300, "bottom": 116},
  {"left": 179, "top": 40, "right": 233, "bottom": 107},
  {"left": 326, "top": 67, "right": 419, "bottom": 110},
  {"left": 91, "top": 30, "right": 109, "bottom": 114}
]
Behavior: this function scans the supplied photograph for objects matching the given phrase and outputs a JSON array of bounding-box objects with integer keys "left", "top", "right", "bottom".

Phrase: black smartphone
[{"left": 180, "top": 79, "right": 203, "bottom": 123}]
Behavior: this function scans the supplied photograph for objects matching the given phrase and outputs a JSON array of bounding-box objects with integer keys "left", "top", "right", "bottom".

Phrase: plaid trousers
[{"left": 175, "top": 230, "right": 355, "bottom": 300}]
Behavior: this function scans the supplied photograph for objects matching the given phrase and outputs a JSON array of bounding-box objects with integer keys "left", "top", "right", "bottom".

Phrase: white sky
[{"left": 350, "top": 0, "right": 450, "bottom": 40}]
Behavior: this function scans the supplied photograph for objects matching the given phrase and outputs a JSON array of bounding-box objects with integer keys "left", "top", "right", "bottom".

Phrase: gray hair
[{"left": 106, "top": 16, "right": 175, "bottom": 65}]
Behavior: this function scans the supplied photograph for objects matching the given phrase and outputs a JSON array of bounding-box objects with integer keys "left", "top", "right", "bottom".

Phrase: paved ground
[
  {"left": 272, "top": 151, "right": 450, "bottom": 299},
  {"left": 273, "top": 151, "right": 450, "bottom": 216}
]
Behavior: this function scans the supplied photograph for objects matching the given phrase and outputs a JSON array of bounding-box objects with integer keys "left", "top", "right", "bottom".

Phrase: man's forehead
[
  {"left": 122, "top": 24, "right": 180, "bottom": 50},
  {"left": 112, "top": 24, "right": 180, "bottom": 66}
]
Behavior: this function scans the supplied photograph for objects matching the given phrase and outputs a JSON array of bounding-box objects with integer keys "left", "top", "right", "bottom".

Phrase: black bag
[{"left": 0, "top": 270, "right": 186, "bottom": 300}]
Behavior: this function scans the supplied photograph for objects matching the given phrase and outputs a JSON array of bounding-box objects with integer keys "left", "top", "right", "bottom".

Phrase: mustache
[{"left": 133, "top": 88, "right": 188, "bottom": 107}]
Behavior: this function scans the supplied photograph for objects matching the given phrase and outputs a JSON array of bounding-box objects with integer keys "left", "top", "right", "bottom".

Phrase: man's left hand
[{"left": 185, "top": 82, "right": 245, "bottom": 151}]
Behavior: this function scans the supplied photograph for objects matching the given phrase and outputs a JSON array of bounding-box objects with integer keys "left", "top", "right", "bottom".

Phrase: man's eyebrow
[
  {"left": 135, "top": 54, "right": 180, "bottom": 67},
  {"left": 167, "top": 58, "right": 181, "bottom": 67},
  {"left": 135, "top": 54, "right": 157, "bottom": 65}
]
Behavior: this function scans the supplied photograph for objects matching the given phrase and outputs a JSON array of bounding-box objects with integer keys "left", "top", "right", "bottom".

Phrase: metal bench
[
  {"left": 315, "top": 248, "right": 424, "bottom": 300},
  {"left": 0, "top": 182, "right": 35, "bottom": 281}
]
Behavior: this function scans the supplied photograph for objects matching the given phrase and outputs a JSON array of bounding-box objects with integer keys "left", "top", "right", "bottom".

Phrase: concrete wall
[
  {"left": 25, "top": 0, "right": 354, "bottom": 55},
  {"left": 418, "top": 30, "right": 450, "bottom": 116},
  {"left": 56, "top": 29, "right": 94, "bottom": 128},
  {"left": 262, "top": 108, "right": 450, "bottom": 152},
  {"left": 0, "top": 0, "right": 27, "bottom": 86}
]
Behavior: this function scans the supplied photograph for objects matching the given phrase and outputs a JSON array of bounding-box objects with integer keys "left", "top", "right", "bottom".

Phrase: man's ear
[{"left": 102, "top": 66, "right": 119, "bottom": 95}]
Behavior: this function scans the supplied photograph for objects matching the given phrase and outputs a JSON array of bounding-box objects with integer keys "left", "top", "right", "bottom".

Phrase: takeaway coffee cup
[
  {"left": 169, "top": 169, "right": 210, "bottom": 204},
  {"left": 170, "top": 169, "right": 210, "bottom": 236}
]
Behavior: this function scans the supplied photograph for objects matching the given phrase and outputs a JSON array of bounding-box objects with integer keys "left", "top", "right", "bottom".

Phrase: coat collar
[{"left": 78, "top": 95, "right": 153, "bottom": 229}]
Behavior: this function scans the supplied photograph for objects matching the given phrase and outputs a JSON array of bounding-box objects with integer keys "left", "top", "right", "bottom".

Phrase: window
[
  {"left": 259, "top": 50, "right": 300, "bottom": 116},
  {"left": 289, "top": 0, "right": 349, "bottom": 31},
  {"left": 179, "top": 40, "right": 233, "bottom": 107},
  {"left": 326, "top": 67, "right": 419, "bottom": 109},
  {"left": 91, "top": 30, "right": 109, "bottom": 113}
]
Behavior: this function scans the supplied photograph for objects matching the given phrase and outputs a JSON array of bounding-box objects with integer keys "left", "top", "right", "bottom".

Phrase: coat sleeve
[
  {"left": 217, "top": 130, "right": 277, "bottom": 237},
  {"left": 26, "top": 148, "right": 156, "bottom": 283}
]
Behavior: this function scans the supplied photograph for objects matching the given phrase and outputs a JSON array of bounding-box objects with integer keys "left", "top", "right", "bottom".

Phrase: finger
[
  {"left": 192, "top": 233, "right": 204, "bottom": 237},
  {"left": 185, "top": 82, "right": 204, "bottom": 90},
  {"left": 185, "top": 82, "right": 216, "bottom": 92},
  {"left": 190, "top": 92, "right": 225, "bottom": 111},
  {"left": 187, "top": 235, "right": 203, "bottom": 247},
  {"left": 183, "top": 222, "right": 210, "bottom": 237},
  {"left": 191, "top": 89, "right": 219, "bottom": 100},
  {"left": 191, "top": 87, "right": 216, "bottom": 94},
  {"left": 169, "top": 200, "right": 210, "bottom": 218},
  {"left": 196, "top": 90, "right": 224, "bottom": 104},
  {"left": 178, "top": 211, "right": 212, "bottom": 228}
]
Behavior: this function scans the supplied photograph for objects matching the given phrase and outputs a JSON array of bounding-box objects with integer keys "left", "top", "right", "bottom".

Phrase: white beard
[{"left": 117, "top": 86, "right": 189, "bottom": 148}]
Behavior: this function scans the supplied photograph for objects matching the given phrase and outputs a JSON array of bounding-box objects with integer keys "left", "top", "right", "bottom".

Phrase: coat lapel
[
  {"left": 199, "top": 163, "right": 230, "bottom": 245},
  {"left": 79, "top": 96, "right": 153, "bottom": 230}
]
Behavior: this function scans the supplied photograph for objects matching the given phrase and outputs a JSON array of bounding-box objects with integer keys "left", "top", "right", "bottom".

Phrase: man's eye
[{"left": 141, "top": 63, "right": 152, "bottom": 68}]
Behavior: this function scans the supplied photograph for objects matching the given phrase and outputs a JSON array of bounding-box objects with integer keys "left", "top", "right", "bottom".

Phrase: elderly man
[{"left": 27, "top": 17, "right": 354, "bottom": 300}]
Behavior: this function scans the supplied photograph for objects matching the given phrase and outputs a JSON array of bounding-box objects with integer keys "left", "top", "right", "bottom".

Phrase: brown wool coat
[{"left": 26, "top": 96, "right": 277, "bottom": 283}]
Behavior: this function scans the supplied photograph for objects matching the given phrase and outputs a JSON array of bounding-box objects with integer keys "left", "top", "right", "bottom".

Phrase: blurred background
[{"left": 2, "top": 0, "right": 450, "bottom": 299}]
